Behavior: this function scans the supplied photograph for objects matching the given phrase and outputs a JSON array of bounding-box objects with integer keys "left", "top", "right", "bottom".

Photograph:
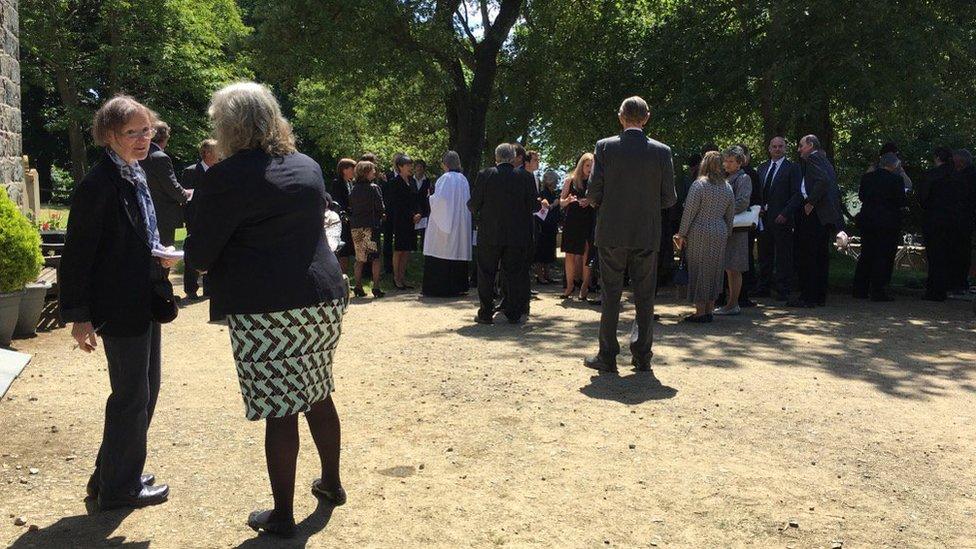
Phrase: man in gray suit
[
  {"left": 584, "top": 96, "right": 677, "bottom": 373},
  {"left": 141, "top": 120, "right": 189, "bottom": 247},
  {"left": 787, "top": 134, "right": 844, "bottom": 308}
]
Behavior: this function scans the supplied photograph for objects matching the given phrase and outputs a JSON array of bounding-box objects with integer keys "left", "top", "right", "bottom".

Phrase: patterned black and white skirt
[{"left": 227, "top": 295, "right": 348, "bottom": 421}]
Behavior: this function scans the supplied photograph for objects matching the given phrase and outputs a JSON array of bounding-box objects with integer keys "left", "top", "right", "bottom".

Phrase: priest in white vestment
[{"left": 422, "top": 150, "right": 473, "bottom": 297}]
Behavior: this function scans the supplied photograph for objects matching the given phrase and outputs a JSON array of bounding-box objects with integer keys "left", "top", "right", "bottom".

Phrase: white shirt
[
  {"left": 200, "top": 160, "right": 211, "bottom": 172},
  {"left": 766, "top": 158, "right": 783, "bottom": 184},
  {"left": 800, "top": 177, "right": 807, "bottom": 198}
]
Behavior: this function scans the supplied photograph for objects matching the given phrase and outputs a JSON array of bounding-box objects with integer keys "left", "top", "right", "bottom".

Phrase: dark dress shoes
[
  {"left": 97, "top": 483, "right": 169, "bottom": 511},
  {"left": 632, "top": 358, "right": 652, "bottom": 372},
  {"left": 311, "top": 479, "right": 347, "bottom": 506},
  {"left": 87, "top": 473, "right": 156, "bottom": 499},
  {"left": 247, "top": 509, "right": 296, "bottom": 538},
  {"left": 474, "top": 314, "right": 494, "bottom": 325},
  {"left": 583, "top": 355, "right": 617, "bottom": 373}
]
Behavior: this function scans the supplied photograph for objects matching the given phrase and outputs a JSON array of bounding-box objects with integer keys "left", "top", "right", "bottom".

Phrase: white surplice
[{"left": 423, "top": 171, "right": 472, "bottom": 261}]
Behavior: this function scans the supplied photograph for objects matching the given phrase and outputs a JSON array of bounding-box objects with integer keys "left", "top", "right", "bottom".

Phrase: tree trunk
[{"left": 53, "top": 67, "right": 88, "bottom": 184}]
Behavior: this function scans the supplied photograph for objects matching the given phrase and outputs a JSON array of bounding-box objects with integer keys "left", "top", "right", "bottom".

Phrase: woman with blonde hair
[
  {"left": 674, "top": 151, "right": 735, "bottom": 322},
  {"left": 559, "top": 152, "right": 596, "bottom": 300},
  {"left": 186, "top": 82, "right": 350, "bottom": 538}
]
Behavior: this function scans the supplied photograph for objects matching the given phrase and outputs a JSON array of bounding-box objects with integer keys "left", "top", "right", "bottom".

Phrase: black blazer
[
  {"left": 184, "top": 150, "right": 346, "bottom": 318},
  {"left": 181, "top": 161, "right": 207, "bottom": 190},
  {"left": 588, "top": 129, "right": 677, "bottom": 250},
  {"left": 59, "top": 153, "right": 156, "bottom": 337},
  {"left": 469, "top": 163, "right": 540, "bottom": 246},
  {"left": 329, "top": 176, "right": 352, "bottom": 216},
  {"left": 141, "top": 143, "right": 187, "bottom": 232},
  {"left": 794, "top": 150, "right": 844, "bottom": 228},
  {"left": 415, "top": 177, "right": 432, "bottom": 218},
  {"left": 856, "top": 168, "right": 906, "bottom": 231},
  {"left": 757, "top": 158, "right": 801, "bottom": 225}
]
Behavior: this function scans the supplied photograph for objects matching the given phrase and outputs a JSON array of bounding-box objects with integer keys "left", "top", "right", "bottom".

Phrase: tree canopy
[{"left": 19, "top": 0, "right": 976, "bottom": 199}]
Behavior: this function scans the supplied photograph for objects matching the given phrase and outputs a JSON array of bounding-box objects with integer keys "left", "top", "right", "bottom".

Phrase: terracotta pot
[
  {"left": 0, "top": 290, "right": 25, "bottom": 348},
  {"left": 14, "top": 283, "right": 52, "bottom": 337}
]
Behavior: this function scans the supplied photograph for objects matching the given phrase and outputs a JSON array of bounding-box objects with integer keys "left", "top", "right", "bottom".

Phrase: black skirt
[
  {"left": 561, "top": 202, "right": 593, "bottom": 255},
  {"left": 422, "top": 256, "right": 470, "bottom": 297}
]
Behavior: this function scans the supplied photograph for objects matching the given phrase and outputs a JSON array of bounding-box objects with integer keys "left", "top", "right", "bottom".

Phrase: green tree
[{"left": 20, "top": 0, "right": 252, "bottom": 188}]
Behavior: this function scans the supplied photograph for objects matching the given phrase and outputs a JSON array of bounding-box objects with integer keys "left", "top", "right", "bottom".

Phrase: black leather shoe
[
  {"left": 87, "top": 473, "right": 156, "bottom": 498},
  {"left": 247, "top": 509, "right": 296, "bottom": 538},
  {"left": 311, "top": 479, "right": 347, "bottom": 506},
  {"left": 583, "top": 355, "right": 617, "bottom": 373},
  {"left": 632, "top": 358, "right": 652, "bottom": 371},
  {"left": 97, "top": 483, "right": 169, "bottom": 511},
  {"left": 474, "top": 315, "right": 494, "bottom": 325}
]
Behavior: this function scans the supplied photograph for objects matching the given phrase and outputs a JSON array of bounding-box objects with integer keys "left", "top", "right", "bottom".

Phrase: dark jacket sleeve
[
  {"left": 782, "top": 162, "right": 805, "bottom": 216},
  {"left": 660, "top": 145, "right": 678, "bottom": 209},
  {"left": 804, "top": 155, "right": 830, "bottom": 207},
  {"left": 468, "top": 169, "right": 488, "bottom": 221},
  {"left": 588, "top": 141, "right": 606, "bottom": 207},
  {"left": 145, "top": 152, "right": 187, "bottom": 205},
  {"left": 184, "top": 170, "right": 245, "bottom": 272},
  {"left": 58, "top": 177, "right": 109, "bottom": 323},
  {"left": 374, "top": 184, "right": 385, "bottom": 223}
]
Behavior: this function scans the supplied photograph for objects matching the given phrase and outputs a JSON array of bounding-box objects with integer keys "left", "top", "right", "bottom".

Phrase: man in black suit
[
  {"left": 469, "top": 143, "right": 541, "bottom": 324},
  {"left": 917, "top": 147, "right": 957, "bottom": 301},
  {"left": 584, "top": 96, "right": 677, "bottom": 373},
  {"left": 853, "top": 153, "right": 906, "bottom": 301},
  {"left": 141, "top": 121, "right": 189, "bottom": 247},
  {"left": 755, "top": 136, "right": 801, "bottom": 300},
  {"left": 180, "top": 139, "right": 219, "bottom": 299},
  {"left": 788, "top": 135, "right": 844, "bottom": 308}
]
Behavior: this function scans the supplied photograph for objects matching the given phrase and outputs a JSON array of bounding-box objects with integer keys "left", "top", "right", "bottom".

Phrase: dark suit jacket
[
  {"left": 856, "top": 168, "right": 906, "bottom": 231},
  {"left": 796, "top": 150, "right": 844, "bottom": 228},
  {"left": 141, "top": 143, "right": 187, "bottom": 232},
  {"left": 415, "top": 176, "right": 432, "bottom": 218},
  {"left": 59, "top": 153, "right": 155, "bottom": 337},
  {"left": 588, "top": 129, "right": 677, "bottom": 250},
  {"left": 329, "top": 176, "right": 352, "bottom": 217},
  {"left": 181, "top": 161, "right": 207, "bottom": 190},
  {"left": 468, "top": 163, "right": 540, "bottom": 246},
  {"left": 757, "top": 158, "right": 801, "bottom": 225},
  {"left": 744, "top": 164, "right": 762, "bottom": 206},
  {"left": 184, "top": 150, "right": 347, "bottom": 318}
]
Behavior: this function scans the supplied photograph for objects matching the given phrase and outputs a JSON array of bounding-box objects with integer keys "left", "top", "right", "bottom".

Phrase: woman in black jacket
[
  {"left": 59, "top": 95, "right": 176, "bottom": 510},
  {"left": 185, "top": 82, "right": 349, "bottom": 538}
]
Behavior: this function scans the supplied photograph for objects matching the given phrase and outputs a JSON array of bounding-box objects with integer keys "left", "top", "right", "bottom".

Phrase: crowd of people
[{"left": 54, "top": 82, "right": 974, "bottom": 538}]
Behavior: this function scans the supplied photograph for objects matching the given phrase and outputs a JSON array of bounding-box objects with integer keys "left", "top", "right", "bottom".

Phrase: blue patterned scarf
[{"left": 106, "top": 148, "right": 161, "bottom": 250}]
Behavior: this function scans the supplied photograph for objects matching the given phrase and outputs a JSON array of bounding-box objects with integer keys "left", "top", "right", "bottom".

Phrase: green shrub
[{"left": 0, "top": 191, "right": 43, "bottom": 293}]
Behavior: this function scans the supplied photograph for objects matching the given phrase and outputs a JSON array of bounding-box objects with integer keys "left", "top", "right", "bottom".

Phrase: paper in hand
[{"left": 152, "top": 247, "right": 184, "bottom": 261}]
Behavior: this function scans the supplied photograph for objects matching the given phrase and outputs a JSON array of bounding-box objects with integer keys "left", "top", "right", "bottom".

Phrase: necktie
[{"left": 763, "top": 161, "right": 777, "bottom": 204}]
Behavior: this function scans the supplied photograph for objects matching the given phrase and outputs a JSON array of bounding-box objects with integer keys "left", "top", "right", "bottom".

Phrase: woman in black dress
[
  {"left": 330, "top": 158, "right": 357, "bottom": 275},
  {"left": 534, "top": 170, "right": 561, "bottom": 284},
  {"left": 388, "top": 155, "right": 422, "bottom": 289},
  {"left": 560, "top": 153, "right": 596, "bottom": 300}
]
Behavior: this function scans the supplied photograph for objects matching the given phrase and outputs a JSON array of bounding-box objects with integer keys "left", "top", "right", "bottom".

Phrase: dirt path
[{"left": 1, "top": 288, "right": 975, "bottom": 548}]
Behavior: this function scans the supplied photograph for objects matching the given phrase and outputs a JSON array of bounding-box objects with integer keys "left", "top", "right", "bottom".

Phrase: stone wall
[{"left": 0, "top": 0, "right": 23, "bottom": 209}]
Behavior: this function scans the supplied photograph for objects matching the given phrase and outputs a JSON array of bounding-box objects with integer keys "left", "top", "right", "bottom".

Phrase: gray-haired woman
[
  {"left": 716, "top": 146, "right": 753, "bottom": 316},
  {"left": 185, "top": 81, "right": 349, "bottom": 538}
]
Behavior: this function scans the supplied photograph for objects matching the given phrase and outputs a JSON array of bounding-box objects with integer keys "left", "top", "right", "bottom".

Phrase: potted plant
[{"left": 0, "top": 191, "right": 43, "bottom": 347}]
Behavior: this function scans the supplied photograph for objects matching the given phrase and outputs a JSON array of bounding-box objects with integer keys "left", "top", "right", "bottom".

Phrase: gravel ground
[{"left": 1, "top": 285, "right": 974, "bottom": 548}]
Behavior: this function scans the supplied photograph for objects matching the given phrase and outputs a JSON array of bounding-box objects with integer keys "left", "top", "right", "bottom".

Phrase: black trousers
[
  {"left": 796, "top": 212, "right": 831, "bottom": 304},
  {"left": 92, "top": 323, "right": 161, "bottom": 497},
  {"left": 382, "top": 220, "right": 394, "bottom": 274},
  {"left": 184, "top": 269, "right": 208, "bottom": 297},
  {"left": 598, "top": 247, "right": 658, "bottom": 362},
  {"left": 757, "top": 224, "right": 795, "bottom": 296},
  {"left": 924, "top": 221, "right": 953, "bottom": 299},
  {"left": 853, "top": 225, "right": 898, "bottom": 298},
  {"left": 949, "top": 225, "right": 973, "bottom": 291},
  {"left": 477, "top": 245, "right": 530, "bottom": 321},
  {"left": 158, "top": 224, "right": 177, "bottom": 248}
]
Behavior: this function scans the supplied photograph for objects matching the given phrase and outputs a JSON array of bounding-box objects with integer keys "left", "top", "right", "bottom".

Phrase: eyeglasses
[{"left": 119, "top": 127, "right": 158, "bottom": 140}]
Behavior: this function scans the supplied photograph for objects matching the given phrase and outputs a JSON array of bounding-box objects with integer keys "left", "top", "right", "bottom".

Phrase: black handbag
[
  {"left": 673, "top": 253, "right": 689, "bottom": 286},
  {"left": 150, "top": 262, "right": 179, "bottom": 324}
]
